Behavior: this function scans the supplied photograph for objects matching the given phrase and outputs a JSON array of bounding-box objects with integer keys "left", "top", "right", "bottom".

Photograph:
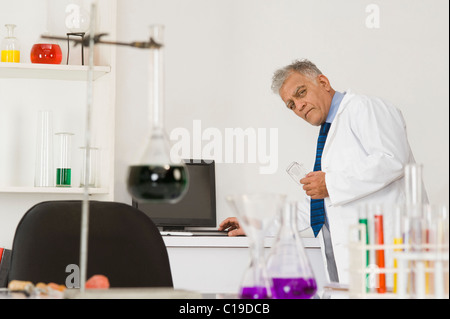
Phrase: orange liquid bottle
[{"left": 1, "top": 24, "right": 20, "bottom": 63}]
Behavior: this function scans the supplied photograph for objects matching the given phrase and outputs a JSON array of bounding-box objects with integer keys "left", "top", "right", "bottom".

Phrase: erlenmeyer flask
[
  {"left": 127, "top": 25, "right": 188, "bottom": 203},
  {"left": 226, "top": 193, "right": 286, "bottom": 299},
  {"left": 266, "top": 201, "right": 317, "bottom": 299}
]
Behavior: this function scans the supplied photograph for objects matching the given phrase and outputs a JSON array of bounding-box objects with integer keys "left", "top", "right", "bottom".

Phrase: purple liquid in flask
[
  {"left": 271, "top": 277, "right": 317, "bottom": 299},
  {"left": 239, "top": 286, "right": 271, "bottom": 299}
]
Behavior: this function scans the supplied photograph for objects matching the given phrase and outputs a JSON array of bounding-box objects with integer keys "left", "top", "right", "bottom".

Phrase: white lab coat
[{"left": 298, "top": 89, "right": 420, "bottom": 285}]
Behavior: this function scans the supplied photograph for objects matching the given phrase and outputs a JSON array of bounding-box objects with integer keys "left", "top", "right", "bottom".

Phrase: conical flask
[
  {"left": 127, "top": 25, "right": 188, "bottom": 203},
  {"left": 266, "top": 201, "right": 317, "bottom": 299},
  {"left": 226, "top": 193, "right": 286, "bottom": 299}
]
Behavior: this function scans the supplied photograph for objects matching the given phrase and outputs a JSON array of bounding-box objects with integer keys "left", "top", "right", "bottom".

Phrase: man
[{"left": 220, "top": 59, "right": 421, "bottom": 284}]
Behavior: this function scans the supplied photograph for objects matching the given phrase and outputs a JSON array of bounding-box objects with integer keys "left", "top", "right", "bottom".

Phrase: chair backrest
[
  {"left": 8, "top": 200, "right": 173, "bottom": 288},
  {"left": 0, "top": 248, "right": 12, "bottom": 288}
]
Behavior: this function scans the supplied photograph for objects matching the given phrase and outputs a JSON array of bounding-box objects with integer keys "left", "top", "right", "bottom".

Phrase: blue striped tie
[{"left": 310, "top": 122, "right": 332, "bottom": 237}]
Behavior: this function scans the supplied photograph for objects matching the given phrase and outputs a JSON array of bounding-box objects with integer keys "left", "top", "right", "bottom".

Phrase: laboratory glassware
[
  {"left": 65, "top": 1, "right": 91, "bottom": 33},
  {"left": 127, "top": 25, "right": 188, "bottom": 203},
  {"left": 392, "top": 205, "right": 404, "bottom": 293},
  {"left": 266, "top": 201, "right": 317, "bottom": 299},
  {"left": 1, "top": 24, "right": 20, "bottom": 63},
  {"left": 55, "top": 132, "right": 74, "bottom": 187},
  {"left": 226, "top": 193, "right": 286, "bottom": 299},
  {"left": 403, "top": 163, "right": 427, "bottom": 297},
  {"left": 286, "top": 161, "right": 307, "bottom": 185},
  {"left": 80, "top": 147, "right": 98, "bottom": 187},
  {"left": 423, "top": 204, "right": 449, "bottom": 297},
  {"left": 373, "top": 206, "right": 386, "bottom": 293},
  {"left": 362, "top": 203, "right": 386, "bottom": 293},
  {"left": 34, "top": 110, "right": 54, "bottom": 187},
  {"left": 404, "top": 163, "right": 426, "bottom": 207},
  {"left": 358, "top": 207, "right": 370, "bottom": 292},
  {"left": 30, "top": 43, "right": 62, "bottom": 64},
  {"left": 65, "top": 1, "right": 90, "bottom": 65}
]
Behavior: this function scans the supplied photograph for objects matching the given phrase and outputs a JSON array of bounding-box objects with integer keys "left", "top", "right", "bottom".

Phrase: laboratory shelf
[
  {"left": 0, "top": 186, "right": 109, "bottom": 195},
  {"left": 0, "top": 62, "right": 110, "bottom": 81}
]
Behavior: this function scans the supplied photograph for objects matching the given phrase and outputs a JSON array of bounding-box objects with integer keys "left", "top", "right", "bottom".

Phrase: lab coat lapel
[{"left": 322, "top": 89, "right": 354, "bottom": 159}]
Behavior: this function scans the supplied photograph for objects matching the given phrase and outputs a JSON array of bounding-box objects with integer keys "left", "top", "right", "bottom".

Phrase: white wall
[{"left": 114, "top": 0, "right": 449, "bottom": 226}]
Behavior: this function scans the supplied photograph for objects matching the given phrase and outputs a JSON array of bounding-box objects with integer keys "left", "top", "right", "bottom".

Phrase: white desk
[{"left": 163, "top": 236, "right": 327, "bottom": 294}]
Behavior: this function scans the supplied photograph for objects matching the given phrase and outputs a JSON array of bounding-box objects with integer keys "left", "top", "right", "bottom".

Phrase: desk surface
[{"left": 162, "top": 235, "right": 320, "bottom": 248}]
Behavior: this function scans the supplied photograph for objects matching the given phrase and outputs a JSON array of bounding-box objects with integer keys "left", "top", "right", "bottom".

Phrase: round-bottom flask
[
  {"left": 126, "top": 24, "right": 188, "bottom": 203},
  {"left": 266, "top": 201, "right": 318, "bottom": 299}
]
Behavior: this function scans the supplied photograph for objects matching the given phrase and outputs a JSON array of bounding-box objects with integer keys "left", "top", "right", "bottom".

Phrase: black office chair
[{"left": 8, "top": 200, "right": 173, "bottom": 288}]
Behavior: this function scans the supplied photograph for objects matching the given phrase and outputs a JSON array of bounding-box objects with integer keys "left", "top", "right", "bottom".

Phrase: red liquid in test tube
[{"left": 374, "top": 214, "right": 386, "bottom": 293}]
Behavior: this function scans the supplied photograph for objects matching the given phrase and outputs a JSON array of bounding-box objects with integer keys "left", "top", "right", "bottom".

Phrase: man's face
[{"left": 279, "top": 72, "right": 334, "bottom": 126}]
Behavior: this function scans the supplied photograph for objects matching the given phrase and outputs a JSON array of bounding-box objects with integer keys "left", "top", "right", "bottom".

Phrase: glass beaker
[
  {"left": 266, "top": 201, "right": 317, "bottom": 299},
  {"left": 55, "top": 132, "right": 74, "bottom": 187},
  {"left": 80, "top": 146, "right": 98, "bottom": 187},
  {"left": 35, "top": 110, "right": 54, "bottom": 187},
  {"left": 127, "top": 24, "right": 188, "bottom": 203},
  {"left": 226, "top": 193, "right": 286, "bottom": 299},
  {"left": 1, "top": 24, "right": 20, "bottom": 63}
]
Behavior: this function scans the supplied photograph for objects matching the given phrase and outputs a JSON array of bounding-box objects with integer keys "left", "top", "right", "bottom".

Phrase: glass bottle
[
  {"left": 226, "top": 193, "right": 286, "bottom": 299},
  {"left": 1, "top": 24, "right": 20, "bottom": 63},
  {"left": 266, "top": 201, "right": 317, "bottom": 299},
  {"left": 127, "top": 25, "right": 188, "bottom": 203}
]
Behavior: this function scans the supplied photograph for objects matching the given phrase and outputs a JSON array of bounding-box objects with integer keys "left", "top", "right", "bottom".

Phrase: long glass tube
[
  {"left": 149, "top": 25, "right": 164, "bottom": 132},
  {"left": 35, "top": 110, "right": 53, "bottom": 187},
  {"left": 79, "top": 1, "right": 97, "bottom": 294}
]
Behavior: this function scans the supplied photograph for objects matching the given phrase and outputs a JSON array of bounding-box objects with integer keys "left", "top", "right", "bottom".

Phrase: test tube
[
  {"left": 358, "top": 206, "right": 370, "bottom": 292},
  {"left": 424, "top": 204, "right": 434, "bottom": 295},
  {"left": 393, "top": 205, "right": 403, "bottom": 293},
  {"left": 373, "top": 207, "right": 386, "bottom": 294},
  {"left": 35, "top": 110, "right": 53, "bottom": 187},
  {"left": 55, "top": 132, "right": 74, "bottom": 187},
  {"left": 429, "top": 204, "right": 449, "bottom": 298},
  {"left": 366, "top": 205, "right": 377, "bottom": 293}
]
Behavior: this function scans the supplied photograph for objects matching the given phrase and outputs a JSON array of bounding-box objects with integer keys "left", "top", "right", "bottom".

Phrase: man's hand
[
  {"left": 300, "top": 171, "right": 329, "bottom": 199},
  {"left": 218, "top": 217, "right": 245, "bottom": 236}
]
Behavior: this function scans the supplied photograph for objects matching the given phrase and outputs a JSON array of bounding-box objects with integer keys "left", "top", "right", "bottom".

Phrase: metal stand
[{"left": 66, "top": 32, "right": 86, "bottom": 65}]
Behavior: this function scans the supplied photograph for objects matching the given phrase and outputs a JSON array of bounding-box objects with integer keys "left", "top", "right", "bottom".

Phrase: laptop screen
[{"left": 133, "top": 160, "right": 216, "bottom": 230}]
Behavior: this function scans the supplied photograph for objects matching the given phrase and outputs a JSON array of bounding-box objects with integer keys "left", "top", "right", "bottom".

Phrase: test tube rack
[{"left": 349, "top": 224, "right": 449, "bottom": 299}]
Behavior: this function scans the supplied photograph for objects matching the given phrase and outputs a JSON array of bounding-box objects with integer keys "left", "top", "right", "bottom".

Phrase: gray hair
[{"left": 271, "top": 59, "right": 323, "bottom": 94}]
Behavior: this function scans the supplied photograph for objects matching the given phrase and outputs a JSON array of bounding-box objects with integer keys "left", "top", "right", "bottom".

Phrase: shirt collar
[{"left": 326, "top": 91, "right": 345, "bottom": 123}]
